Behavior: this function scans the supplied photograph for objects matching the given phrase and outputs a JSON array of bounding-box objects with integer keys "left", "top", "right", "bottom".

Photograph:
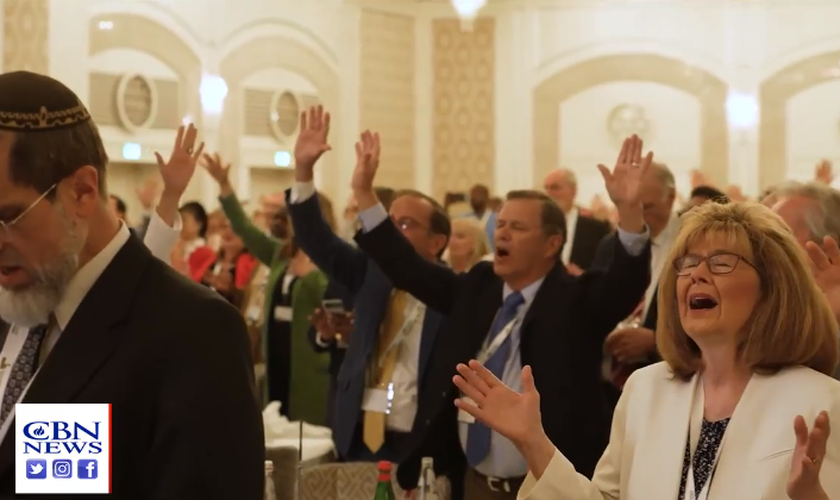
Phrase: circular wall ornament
[
  {"left": 116, "top": 73, "right": 158, "bottom": 132},
  {"left": 607, "top": 104, "right": 651, "bottom": 146},
  {"left": 269, "top": 90, "right": 301, "bottom": 142}
]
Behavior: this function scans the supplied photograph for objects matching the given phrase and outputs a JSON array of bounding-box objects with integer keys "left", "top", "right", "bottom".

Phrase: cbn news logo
[{"left": 15, "top": 403, "right": 111, "bottom": 494}]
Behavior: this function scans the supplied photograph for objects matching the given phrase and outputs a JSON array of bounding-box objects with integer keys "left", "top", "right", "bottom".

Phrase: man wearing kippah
[{"left": 0, "top": 72, "right": 263, "bottom": 498}]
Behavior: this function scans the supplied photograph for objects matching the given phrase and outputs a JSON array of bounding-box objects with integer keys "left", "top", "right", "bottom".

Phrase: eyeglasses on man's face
[
  {"left": 0, "top": 184, "right": 57, "bottom": 239},
  {"left": 673, "top": 252, "right": 754, "bottom": 276}
]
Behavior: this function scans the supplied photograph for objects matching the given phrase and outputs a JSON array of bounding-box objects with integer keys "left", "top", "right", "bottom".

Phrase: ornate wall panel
[
  {"left": 3, "top": 0, "right": 48, "bottom": 73},
  {"left": 431, "top": 18, "right": 495, "bottom": 201},
  {"left": 359, "top": 9, "right": 416, "bottom": 190},
  {"left": 533, "top": 54, "right": 729, "bottom": 189}
]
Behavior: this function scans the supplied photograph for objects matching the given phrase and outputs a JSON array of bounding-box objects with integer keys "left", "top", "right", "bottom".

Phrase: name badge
[
  {"left": 361, "top": 388, "right": 390, "bottom": 413},
  {"left": 457, "top": 397, "right": 477, "bottom": 424},
  {"left": 274, "top": 306, "right": 293, "bottom": 322},
  {"left": 246, "top": 306, "right": 262, "bottom": 323}
]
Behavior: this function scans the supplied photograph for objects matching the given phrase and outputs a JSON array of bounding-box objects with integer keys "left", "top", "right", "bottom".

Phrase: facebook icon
[{"left": 77, "top": 459, "right": 98, "bottom": 479}]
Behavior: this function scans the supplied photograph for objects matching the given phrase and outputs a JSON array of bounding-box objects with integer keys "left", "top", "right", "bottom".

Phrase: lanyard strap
[
  {"left": 476, "top": 309, "right": 527, "bottom": 364},
  {"left": 684, "top": 383, "right": 728, "bottom": 500},
  {"left": 377, "top": 298, "right": 424, "bottom": 368}
]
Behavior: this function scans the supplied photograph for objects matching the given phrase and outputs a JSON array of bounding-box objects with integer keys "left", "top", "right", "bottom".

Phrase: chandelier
[{"left": 450, "top": 0, "right": 487, "bottom": 31}]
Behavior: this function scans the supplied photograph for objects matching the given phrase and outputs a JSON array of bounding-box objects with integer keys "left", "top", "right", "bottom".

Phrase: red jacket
[{"left": 188, "top": 247, "right": 257, "bottom": 289}]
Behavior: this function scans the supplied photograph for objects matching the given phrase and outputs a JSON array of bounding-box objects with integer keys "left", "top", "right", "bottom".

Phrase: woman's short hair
[
  {"left": 657, "top": 201, "right": 839, "bottom": 379},
  {"left": 448, "top": 218, "right": 492, "bottom": 268}
]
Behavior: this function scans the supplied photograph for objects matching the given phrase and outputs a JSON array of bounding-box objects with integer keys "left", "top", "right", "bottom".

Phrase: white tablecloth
[{"left": 266, "top": 437, "right": 335, "bottom": 463}]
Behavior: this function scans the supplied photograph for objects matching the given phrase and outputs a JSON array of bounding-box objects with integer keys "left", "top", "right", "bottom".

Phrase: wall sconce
[
  {"left": 450, "top": 0, "right": 487, "bottom": 31},
  {"left": 725, "top": 92, "right": 758, "bottom": 130}
]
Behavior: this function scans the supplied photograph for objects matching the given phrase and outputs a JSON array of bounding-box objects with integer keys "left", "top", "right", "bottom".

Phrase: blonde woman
[
  {"left": 454, "top": 201, "right": 839, "bottom": 500},
  {"left": 446, "top": 217, "right": 492, "bottom": 273}
]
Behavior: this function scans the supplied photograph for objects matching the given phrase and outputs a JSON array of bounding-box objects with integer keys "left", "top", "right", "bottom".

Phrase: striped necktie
[{"left": 0, "top": 324, "right": 48, "bottom": 423}]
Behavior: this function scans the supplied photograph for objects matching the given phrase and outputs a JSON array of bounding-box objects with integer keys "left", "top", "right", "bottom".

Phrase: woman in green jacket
[{"left": 205, "top": 153, "right": 333, "bottom": 426}]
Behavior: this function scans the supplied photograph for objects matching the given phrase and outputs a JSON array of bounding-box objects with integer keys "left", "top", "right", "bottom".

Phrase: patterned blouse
[{"left": 678, "top": 418, "right": 730, "bottom": 500}]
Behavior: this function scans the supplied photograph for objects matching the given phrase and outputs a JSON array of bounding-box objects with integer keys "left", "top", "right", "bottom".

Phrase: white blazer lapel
[{"left": 626, "top": 372, "right": 698, "bottom": 500}]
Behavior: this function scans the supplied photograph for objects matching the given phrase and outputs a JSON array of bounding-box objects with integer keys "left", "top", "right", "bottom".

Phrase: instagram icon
[{"left": 52, "top": 460, "right": 72, "bottom": 479}]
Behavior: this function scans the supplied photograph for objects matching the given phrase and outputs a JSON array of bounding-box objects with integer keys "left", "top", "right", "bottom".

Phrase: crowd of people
[{"left": 0, "top": 69, "right": 837, "bottom": 500}]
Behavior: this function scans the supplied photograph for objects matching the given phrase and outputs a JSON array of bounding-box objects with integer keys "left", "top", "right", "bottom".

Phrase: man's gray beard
[{"left": 0, "top": 209, "right": 85, "bottom": 328}]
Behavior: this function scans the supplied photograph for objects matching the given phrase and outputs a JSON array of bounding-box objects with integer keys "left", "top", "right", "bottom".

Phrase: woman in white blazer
[{"left": 453, "top": 200, "right": 840, "bottom": 500}]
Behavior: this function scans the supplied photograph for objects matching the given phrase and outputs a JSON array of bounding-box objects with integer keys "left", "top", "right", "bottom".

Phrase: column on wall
[
  {"left": 431, "top": 18, "right": 496, "bottom": 202},
  {"left": 3, "top": 0, "right": 49, "bottom": 73},
  {"left": 359, "top": 8, "right": 417, "bottom": 191}
]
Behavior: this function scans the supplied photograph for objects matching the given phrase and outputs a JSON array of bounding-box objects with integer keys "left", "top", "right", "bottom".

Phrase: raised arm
[
  {"left": 144, "top": 123, "right": 205, "bottom": 264},
  {"left": 202, "top": 153, "right": 283, "bottom": 266},
  {"left": 351, "top": 130, "right": 460, "bottom": 314},
  {"left": 585, "top": 135, "right": 652, "bottom": 339},
  {"left": 285, "top": 105, "right": 375, "bottom": 294}
]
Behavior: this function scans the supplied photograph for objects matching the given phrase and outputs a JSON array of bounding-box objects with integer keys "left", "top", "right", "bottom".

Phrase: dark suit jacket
[
  {"left": 569, "top": 214, "right": 612, "bottom": 269},
  {"left": 0, "top": 236, "right": 264, "bottom": 499},
  {"left": 593, "top": 232, "right": 657, "bottom": 329},
  {"left": 286, "top": 191, "right": 444, "bottom": 463},
  {"left": 355, "top": 217, "right": 651, "bottom": 486}
]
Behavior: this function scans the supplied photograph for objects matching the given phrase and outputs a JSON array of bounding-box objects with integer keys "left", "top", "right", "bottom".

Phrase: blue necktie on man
[{"left": 465, "top": 291, "right": 525, "bottom": 466}]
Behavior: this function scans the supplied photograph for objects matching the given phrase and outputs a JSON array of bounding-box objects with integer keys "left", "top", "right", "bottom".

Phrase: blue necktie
[
  {"left": 0, "top": 325, "right": 48, "bottom": 423},
  {"left": 465, "top": 291, "right": 525, "bottom": 467}
]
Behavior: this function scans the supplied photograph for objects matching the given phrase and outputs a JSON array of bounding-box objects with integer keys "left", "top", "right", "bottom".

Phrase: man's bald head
[{"left": 543, "top": 168, "right": 577, "bottom": 213}]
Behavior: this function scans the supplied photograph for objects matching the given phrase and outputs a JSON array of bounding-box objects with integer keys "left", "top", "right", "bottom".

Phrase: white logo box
[{"left": 15, "top": 403, "right": 111, "bottom": 494}]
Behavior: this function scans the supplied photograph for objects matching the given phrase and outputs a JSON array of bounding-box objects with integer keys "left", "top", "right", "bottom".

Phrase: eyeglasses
[
  {"left": 0, "top": 184, "right": 57, "bottom": 239},
  {"left": 673, "top": 252, "right": 754, "bottom": 276},
  {"left": 391, "top": 216, "right": 425, "bottom": 232}
]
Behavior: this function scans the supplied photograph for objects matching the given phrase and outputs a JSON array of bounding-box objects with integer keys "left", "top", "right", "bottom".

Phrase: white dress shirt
[
  {"left": 0, "top": 222, "right": 132, "bottom": 444},
  {"left": 560, "top": 207, "right": 580, "bottom": 265},
  {"left": 143, "top": 211, "right": 182, "bottom": 264}
]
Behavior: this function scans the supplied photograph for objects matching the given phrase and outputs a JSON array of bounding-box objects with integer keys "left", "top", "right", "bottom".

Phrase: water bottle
[
  {"left": 373, "top": 461, "right": 397, "bottom": 500},
  {"left": 264, "top": 460, "right": 276, "bottom": 500},
  {"left": 417, "top": 457, "right": 439, "bottom": 500}
]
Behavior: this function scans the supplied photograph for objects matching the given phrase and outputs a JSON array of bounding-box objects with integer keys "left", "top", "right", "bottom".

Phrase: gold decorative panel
[
  {"left": 3, "top": 0, "right": 48, "bottom": 73},
  {"left": 274, "top": 91, "right": 300, "bottom": 137},
  {"left": 431, "top": 18, "right": 495, "bottom": 201},
  {"left": 759, "top": 51, "right": 840, "bottom": 190},
  {"left": 359, "top": 9, "right": 416, "bottom": 190},
  {"left": 88, "top": 72, "right": 180, "bottom": 130},
  {"left": 533, "top": 55, "right": 729, "bottom": 188}
]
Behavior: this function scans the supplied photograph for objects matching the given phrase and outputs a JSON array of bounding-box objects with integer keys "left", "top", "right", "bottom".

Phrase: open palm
[
  {"left": 596, "top": 134, "right": 653, "bottom": 207},
  {"left": 787, "top": 411, "right": 830, "bottom": 500},
  {"left": 351, "top": 130, "right": 381, "bottom": 192},
  {"left": 201, "top": 152, "right": 230, "bottom": 186},
  {"left": 294, "top": 105, "right": 331, "bottom": 171},
  {"left": 806, "top": 236, "right": 840, "bottom": 321},
  {"left": 453, "top": 361, "right": 543, "bottom": 445},
  {"left": 154, "top": 124, "right": 204, "bottom": 196}
]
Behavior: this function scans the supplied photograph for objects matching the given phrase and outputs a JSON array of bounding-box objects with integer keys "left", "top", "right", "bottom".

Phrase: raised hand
[
  {"left": 787, "top": 411, "right": 830, "bottom": 500},
  {"left": 805, "top": 236, "right": 840, "bottom": 321},
  {"left": 154, "top": 124, "right": 205, "bottom": 199},
  {"left": 201, "top": 153, "right": 231, "bottom": 187},
  {"left": 815, "top": 159, "right": 834, "bottom": 185},
  {"left": 597, "top": 134, "right": 653, "bottom": 208},
  {"left": 350, "top": 130, "right": 381, "bottom": 193},
  {"left": 453, "top": 360, "right": 543, "bottom": 446},
  {"left": 294, "top": 105, "right": 331, "bottom": 179}
]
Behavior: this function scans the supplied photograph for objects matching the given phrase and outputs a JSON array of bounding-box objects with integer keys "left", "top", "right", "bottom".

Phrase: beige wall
[
  {"left": 359, "top": 9, "right": 416, "bottom": 191},
  {"left": 431, "top": 18, "right": 495, "bottom": 201},
  {"left": 3, "top": 0, "right": 48, "bottom": 73},
  {"left": 533, "top": 54, "right": 730, "bottom": 193}
]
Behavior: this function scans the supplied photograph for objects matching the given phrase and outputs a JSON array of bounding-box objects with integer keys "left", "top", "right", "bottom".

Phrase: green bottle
[{"left": 373, "top": 461, "right": 397, "bottom": 500}]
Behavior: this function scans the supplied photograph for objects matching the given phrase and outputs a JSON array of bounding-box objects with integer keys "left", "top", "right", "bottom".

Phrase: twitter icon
[{"left": 25, "top": 459, "right": 46, "bottom": 479}]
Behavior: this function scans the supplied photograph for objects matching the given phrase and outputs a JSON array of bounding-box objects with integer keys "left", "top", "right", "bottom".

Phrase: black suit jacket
[
  {"left": 0, "top": 236, "right": 264, "bottom": 499},
  {"left": 569, "top": 214, "right": 612, "bottom": 269},
  {"left": 592, "top": 232, "right": 657, "bottom": 329},
  {"left": 355, "top": 218, "right": 650, "bottom": 486}
]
